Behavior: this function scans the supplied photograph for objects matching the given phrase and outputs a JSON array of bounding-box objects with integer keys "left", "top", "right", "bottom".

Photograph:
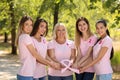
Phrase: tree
[
  {"left": 54, "top": 2, "right": 59, "bottom": 27},
  {"left": 8, "top": 0, "right": 17, "bottom": 54},
  {"left": 89, "top": 0, "right": 120, "bottom": 28},
  {"left": 38, "top": 0, "right": 76, "bottom": 39},
  {"left": 0, "top": 0, "right": 10, "bottom": 43},
  {"left": 0, "top": 0, "right": 120, "bottom": 54}
]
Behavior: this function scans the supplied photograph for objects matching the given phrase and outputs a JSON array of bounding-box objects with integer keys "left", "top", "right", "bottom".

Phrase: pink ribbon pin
[
  {"left": 60, "top": 59, "right": 79, "bottom": 74},
  {"left": 99, "top": 40, "right": 102, "bottom": 44}
]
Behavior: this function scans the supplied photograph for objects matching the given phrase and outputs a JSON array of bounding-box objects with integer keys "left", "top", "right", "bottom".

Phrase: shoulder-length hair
[{"left": 53, "top": 23, "right": 68, "bottom": 40}]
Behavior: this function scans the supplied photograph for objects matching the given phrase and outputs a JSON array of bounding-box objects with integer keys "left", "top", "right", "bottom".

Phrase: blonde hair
[
  {"left": 53, "top": 23, "right": 68, "bottom": 40},
  {"left": 15, "top": 15, "right": 33, "bottom": 46}
]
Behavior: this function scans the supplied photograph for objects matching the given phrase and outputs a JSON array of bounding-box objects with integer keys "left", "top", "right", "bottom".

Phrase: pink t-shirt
[
  {"left": 47, "top": 39, "right": 75, "bottom": 76},
  {"left": 18, "top": 34, "right": 36, "bottom": 76},
  {"left": 93, "top": 36, "right": 113, "bottom": 75},
  {"left": 31, "top": 37, "right": 47, "bottom": 78},
  {"left": 80, "top": 35, "right": 97, "bottom": 72}
]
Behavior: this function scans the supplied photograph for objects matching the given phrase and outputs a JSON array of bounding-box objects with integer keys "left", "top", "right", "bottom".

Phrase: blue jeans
[
  {"left": 17, "top": 74, "right": 33, "bottom": 80},
  {"left": 75, "top": 72, "right": 94, "bottom": 80},
  {"left": 96, "top": 73, "right": 112, "bottom": 80},
  {"left": 33, "top": 76, "right": 47, "bottom": 80},
  {"left": 48, "top": 75, "right": 73, "bottom": 80}
]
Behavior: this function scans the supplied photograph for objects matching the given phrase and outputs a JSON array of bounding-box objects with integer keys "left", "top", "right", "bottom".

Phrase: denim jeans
[
  {"left": 17, "top": 74, "right": 33, "bottom": 80},
  {"left": 96, "top": 73, "right": 112, "bottom": 80},
  {"left": 33, "top": 76, "right": 47, "bottom": 80},
  {"left": 75, "top": 72, "right": 94, "bottom": 80},
  {"left": 48, "top": 75, "right": 73, "bottom": 80}
]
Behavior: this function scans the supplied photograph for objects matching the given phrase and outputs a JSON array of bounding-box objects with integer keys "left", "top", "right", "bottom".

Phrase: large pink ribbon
[{"left": 60, "top": 59, "right": 79, "bottom": 74}]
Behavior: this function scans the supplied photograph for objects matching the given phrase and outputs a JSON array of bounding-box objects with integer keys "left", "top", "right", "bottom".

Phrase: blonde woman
[{"left": 47, "top": 23, "right": 76, "bottom": 80}]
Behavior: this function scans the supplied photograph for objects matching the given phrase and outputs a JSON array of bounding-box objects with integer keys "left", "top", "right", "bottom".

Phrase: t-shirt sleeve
[
  {"left": 47, "top": 40, "right": 54, "bottom": 49},
  {"left": 22, "top": 34, "right": 32, "bottom": 45},
  {"left": 88, "top": 36, "right": 98, "bottom": 46},
  {"left": 102, "top": 38, "right": 112, "bottom": 48}
]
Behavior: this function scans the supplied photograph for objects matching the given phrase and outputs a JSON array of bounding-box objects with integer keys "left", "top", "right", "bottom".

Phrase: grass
[{"left": 111, "top": 51, "right": 120, "bottom": 65}]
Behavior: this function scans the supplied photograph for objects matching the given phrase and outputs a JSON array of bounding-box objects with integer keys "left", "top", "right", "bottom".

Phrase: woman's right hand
[
  {"left": 50, "top": 62, "right": 61, "bottom": 70},
  {"left": 71, "top": 62, "right": 78, "bottom": 69}
]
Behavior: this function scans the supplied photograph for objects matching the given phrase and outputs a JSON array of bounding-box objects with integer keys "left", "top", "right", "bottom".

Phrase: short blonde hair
[{"left": 53, "top": 23, "right": 68, "bottom": 40}]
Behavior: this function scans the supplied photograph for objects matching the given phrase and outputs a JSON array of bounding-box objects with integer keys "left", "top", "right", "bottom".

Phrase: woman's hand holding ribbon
[
  {"left": 50, "top": 61, "right": 61, "bottom": 70},
  {"left": 60, "top": 59, "right": 79, "bottom": 74},
  {"left": 79, "top": 66, "right": 87, "bottom": 73}
]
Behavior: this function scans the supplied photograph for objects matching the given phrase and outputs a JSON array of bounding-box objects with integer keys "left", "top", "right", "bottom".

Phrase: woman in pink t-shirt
[
  {"left": 72, "top": 17, "right": 97, "bottom": 80},
  {"left": 47, "top": 23, "right": 76, "bottom": 80},
  {"left": 16, "top": 16, "right": 54, "bottom": 80},
  {"left": 30, "top": 18, "right": 49, "bottom": 80},
  {"left": 80, "top": 20, "right": 114, "bottom": 80}
]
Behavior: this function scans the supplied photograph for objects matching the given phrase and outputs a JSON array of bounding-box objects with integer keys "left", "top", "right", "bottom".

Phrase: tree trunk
[
  {"left": 11, "top": 27, "right": 17, "bottom": 55},
  {"left": 9, "top": 0, "right": 17, "bottom": 55},
  {"left": 53, "top": 3, "right": 59, "bottom": 30},
  {"left": 4, "top": 32, "right": 8, "bottom": 43}
]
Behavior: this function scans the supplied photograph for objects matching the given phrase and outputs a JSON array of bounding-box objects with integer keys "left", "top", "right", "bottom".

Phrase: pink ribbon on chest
[{"left": 60, "top": 59, "right": 79, "bottom": 74}]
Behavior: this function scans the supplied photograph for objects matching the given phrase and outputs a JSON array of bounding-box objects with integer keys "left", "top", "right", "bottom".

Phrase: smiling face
[
  {"left": 56, "top": 25, "right": 66, "bottom": 38},
  {"left": 78, "top": 20, "right": 89, "bottom": 34},
  {"left": 56, "top": 25, "right": 66, "bottom": 39},
  {"left": 23, "top": 19, "right": 33, "bottom": 34},
  {"left": 37, "top": 22, "right": 47, "bottom": 36},
  {"left": 96, "top": 22, "right": 107, "bottom": 37},
  {"left": 53, "top": 23, "right": 67, "bottom": 40}
]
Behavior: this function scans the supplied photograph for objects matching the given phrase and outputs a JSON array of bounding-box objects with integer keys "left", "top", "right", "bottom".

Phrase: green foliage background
[
  {"left": 0, "top": 0, "right": 120, "bottom": 68},
  {"left": 0, "top": 0, "right": 120, "bottom": 40}
]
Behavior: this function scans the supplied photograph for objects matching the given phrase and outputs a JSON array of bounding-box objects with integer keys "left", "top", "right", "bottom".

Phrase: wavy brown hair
[
  {"left": 75, "top": 17, "right": 93, "bottom": 48},
  {"left": 15, "top": 15, "right": 33, "bottom": 46}
]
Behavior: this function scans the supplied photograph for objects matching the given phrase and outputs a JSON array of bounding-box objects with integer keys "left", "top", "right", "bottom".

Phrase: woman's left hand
[{"left": 79, "top": 66, "right": 87, "bottom": 73}]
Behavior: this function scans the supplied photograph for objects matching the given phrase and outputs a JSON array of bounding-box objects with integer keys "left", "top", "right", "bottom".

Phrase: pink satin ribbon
[{"left": 60, "top": 59, "right": 79, "bottom": 74}]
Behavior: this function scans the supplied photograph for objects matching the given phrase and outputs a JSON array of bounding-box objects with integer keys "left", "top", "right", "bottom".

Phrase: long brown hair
[
  {"left": 75, "top": 17, "right": 93, "bottom": 48},
  {"left": 30, "top": 17, "right": 48, "bottom": 37},
  {"left": 15, "top": 15, "right": 33, "bottom": 46},
  {"left": 95, "top": 20, "right": 114, "bottom": 59}
]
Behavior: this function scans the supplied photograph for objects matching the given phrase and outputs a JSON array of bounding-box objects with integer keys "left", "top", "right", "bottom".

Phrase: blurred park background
[{"left": 0, "top": 0, "right": 120, "bottom": 80}]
